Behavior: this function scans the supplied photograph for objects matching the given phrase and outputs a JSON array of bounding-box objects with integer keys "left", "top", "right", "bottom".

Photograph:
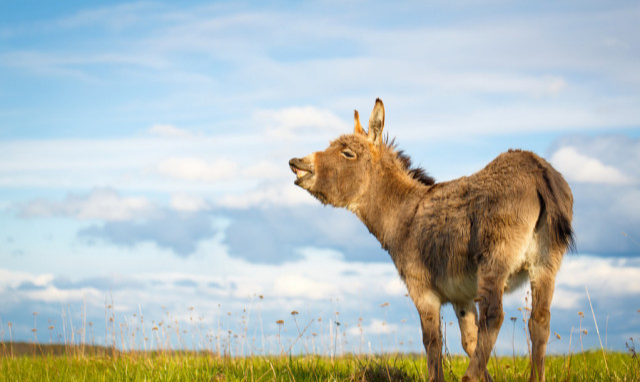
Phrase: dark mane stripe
[
  {"left": 386, "top": 136, "right": 436, "bottom": 186},
  {"left": 397, "top": 150, "right": 436, "bottom": 186}
]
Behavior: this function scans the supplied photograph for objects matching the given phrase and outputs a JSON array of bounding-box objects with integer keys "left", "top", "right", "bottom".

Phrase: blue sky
[{"left": 1, "top": 0, "right": 639, "bottom": 356}]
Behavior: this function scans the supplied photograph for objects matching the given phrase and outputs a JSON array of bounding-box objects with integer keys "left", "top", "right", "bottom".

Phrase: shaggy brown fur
[{"left": 289, "top": 99, "right": 574, "bottom": 382}]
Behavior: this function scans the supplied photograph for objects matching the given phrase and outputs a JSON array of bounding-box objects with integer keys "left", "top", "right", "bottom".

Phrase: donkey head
[{"left": 289, "top": 98, "right": 386, "bottom": 209}]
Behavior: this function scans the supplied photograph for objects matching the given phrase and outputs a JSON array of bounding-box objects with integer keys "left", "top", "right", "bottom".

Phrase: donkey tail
[{"left": 535, "top": 158, "right": 575, "bottom": 253}]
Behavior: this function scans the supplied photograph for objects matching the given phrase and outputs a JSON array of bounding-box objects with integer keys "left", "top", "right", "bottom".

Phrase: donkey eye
[{"left": 341, "top": 149, "right": 356, "bottom": 159}]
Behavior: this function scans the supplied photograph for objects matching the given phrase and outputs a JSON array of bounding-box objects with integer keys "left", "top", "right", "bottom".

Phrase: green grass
[{"left": 1, "top": 343, "right": 638, "bottom": 381}]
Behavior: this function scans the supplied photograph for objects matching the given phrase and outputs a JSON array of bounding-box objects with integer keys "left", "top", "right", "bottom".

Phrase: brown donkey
[{"left": 289, "top": 99, "right": 574, "bottom": 382}]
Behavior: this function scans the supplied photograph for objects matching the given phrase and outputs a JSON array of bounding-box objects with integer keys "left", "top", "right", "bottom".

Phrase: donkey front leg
[
  {"left": 463, "top": 268, "right": 506, "bottom": 382},
  {"left": 416, "top": 292, "right": 445, "bottom": 382}
]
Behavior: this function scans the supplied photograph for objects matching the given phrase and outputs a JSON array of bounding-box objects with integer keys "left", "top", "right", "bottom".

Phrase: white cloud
[
  {"left": 348, "top": 318, "right": 399, "bottom": 336},
  {"left": 242, "top": 161, "right": 288, "bottom": 180},
  {"left": 406, "top": 71, "right": 568, "bottom": 97},
  {"left": 54, "top": 2, "right": 158, "bottom": 30},
  {"left": 258, "top": 106, "right": 349, "bottom": 139},
  {"left": 547, "top": 288, "right": 584, "bottom": 311},
  {"left": 170, "top": 194, "right": 211, "bottom": 212},
  {"left": 217, "top": 182, "right": 317, "bottom": 209},
  {"left": 155, "top": 157, "right": 238, "bottom": 182},
  {"left": 20, "top": 286, "right": 102, "bottom": 303},
  {"left": 17, "top": 187, "right": 155, "bottom": 221},
  {"left": 0, "top": 135, "right": 275, "bottom": 191},
  {"left": 384, "top": 278, "right": 408, "bottom": 296},
  {"left": 550, "top": 146, "right": 633, "bottom": 185},
  {"left": 0, "top": 268, "right": 54, "bottom": 292},
  {"left": 272, "top": 274, "right": 340, "bottom": 300},
  {"left": 148, "top": 124, "right": 194, "bottom": 139},
  {"left": 556, "top": 255, "right": 640, "bottom": 295},
  {"left": 546, "top": 77, "right": 567, "bottom": 96}
]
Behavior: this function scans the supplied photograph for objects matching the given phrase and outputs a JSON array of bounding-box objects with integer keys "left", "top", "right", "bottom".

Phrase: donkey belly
[
  {"left": 505, "top": 270, "right": 529, "bottom": 293},
  {"left": 436, "top": 245, "right": 534, "bottom": 303},
  {"left": 437, "top": 273, "right": 478, "bottom": 303},
  {"left": 437, "top": 269, "right": 530, "bottom": 303}
]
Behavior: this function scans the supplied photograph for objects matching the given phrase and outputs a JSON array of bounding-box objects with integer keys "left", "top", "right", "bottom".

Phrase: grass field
[
  {"left": 1, "top": 342, "right": 638, "bottom": 381},
  {"left": 2, "top": 290, "right": 638, "bottom": 381}
]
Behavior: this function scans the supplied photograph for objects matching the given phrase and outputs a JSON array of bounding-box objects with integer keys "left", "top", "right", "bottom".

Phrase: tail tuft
[
  {"left": 554, "top": 214, "right": 576, "bottom": 254},
  {"left": 537, "top": 157, "right": 575, "bottom": 254}
]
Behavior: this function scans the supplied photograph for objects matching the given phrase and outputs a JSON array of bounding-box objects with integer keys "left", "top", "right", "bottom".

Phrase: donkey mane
[{"left": 385, "top": 136, "right": 436, "bottom": 186}]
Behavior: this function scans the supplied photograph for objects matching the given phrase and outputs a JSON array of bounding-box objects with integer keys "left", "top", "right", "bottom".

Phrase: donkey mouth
[{"left": 289, "top": 158, "right": 314, "bottom": 185}]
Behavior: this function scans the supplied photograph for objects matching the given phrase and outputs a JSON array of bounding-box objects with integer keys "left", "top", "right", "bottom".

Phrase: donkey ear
[
  {"left": 367, "top": 98, "right": 385, "bottom": 144},
  {"left": 354, "top": 110, "right": 366, "bottom": 135}
]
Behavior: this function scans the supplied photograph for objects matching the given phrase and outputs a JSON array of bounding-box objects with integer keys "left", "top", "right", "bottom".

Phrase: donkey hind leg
[
  {"left": 416, "top": 292, "right": 445, "bottom": 382},
  {"left": 528, "top": 265, "right": 559, "bottom": 382},
  {"left": 463, "top": 264, "right": 507, "bottom": 382},
  {"left": 454, "top": 301, "right": 493, "bottom": 382}
]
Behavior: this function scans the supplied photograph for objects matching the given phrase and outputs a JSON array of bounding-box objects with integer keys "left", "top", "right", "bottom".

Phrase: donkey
[{"left": 289, "top": 99, "right": 574, "bottom": 382}]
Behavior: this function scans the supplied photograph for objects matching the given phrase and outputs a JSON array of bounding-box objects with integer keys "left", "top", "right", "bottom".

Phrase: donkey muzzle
[{"left": 289, "top": 157, "right": 315, "bottom": 186}]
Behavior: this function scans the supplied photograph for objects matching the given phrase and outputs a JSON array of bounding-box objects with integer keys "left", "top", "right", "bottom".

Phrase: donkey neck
[{"left": 353, "top": 166, "right": 425, "bottom": 252}]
